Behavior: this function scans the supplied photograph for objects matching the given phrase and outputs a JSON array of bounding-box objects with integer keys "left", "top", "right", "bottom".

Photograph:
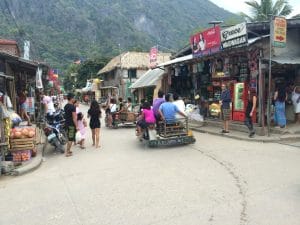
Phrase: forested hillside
[{"left": 0, "top": 0, "right": 239, "bottom": 68}]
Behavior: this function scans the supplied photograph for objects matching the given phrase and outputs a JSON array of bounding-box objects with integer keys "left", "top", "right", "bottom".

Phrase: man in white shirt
[
  {"left": 42, "top": 93, "right": 55, "bottom": 116},
  {"left": 108, "top": 98, "right": 117, "bottom": 127},
  {"left": 172, "top": 93, "right": 186, "bottom": 119}
]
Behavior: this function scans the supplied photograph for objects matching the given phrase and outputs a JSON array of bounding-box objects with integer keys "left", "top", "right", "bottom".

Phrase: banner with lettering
[
  {"left": 190, "top": 26, "right": 221, "bottom": 58},
  {"left": 272, "top": 16, "right": 286, "bottom": 48},
  {"left": 149, "top": 46, "right": 158, "bottom": 68},
  {"left": 221, "top": 22, "right": 247, "bottom": 49}
]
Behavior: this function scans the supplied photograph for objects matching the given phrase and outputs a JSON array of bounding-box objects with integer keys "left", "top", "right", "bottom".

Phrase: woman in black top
[
  {"left": 245, "top": 89, "right": 257, "bottom": 138},
  {"left": 88, "top": 100, "right": 102, "bottom": 148}
]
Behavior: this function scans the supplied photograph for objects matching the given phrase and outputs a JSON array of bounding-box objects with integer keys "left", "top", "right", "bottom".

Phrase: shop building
[
  {"left": 130, "top": 68, "right": 166, "bottom": 104},
  {"left": 0, "top": 39, "right": 50, "bottom": 170},
  {"left": 97, "top": 52, "right": 170, "bottom": 100},
  {"left": 156, "top": 18, "right": 300, "bottom": 134}
]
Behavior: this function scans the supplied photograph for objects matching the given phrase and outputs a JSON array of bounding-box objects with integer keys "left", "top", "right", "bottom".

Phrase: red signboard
[
  {"left": 149, "top": 46, "right": 158, "bottom": 68},
  {"left": 190, "top": 26, "right": 221, "bottom": 57}
]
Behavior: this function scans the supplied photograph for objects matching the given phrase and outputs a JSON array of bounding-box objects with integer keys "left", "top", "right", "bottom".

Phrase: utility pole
[
  {"left": 267, "top": 15, "right": 274, "bottom": 137},
  {"left": 118, "top": 43, "right": 124, "bottom": 98}
]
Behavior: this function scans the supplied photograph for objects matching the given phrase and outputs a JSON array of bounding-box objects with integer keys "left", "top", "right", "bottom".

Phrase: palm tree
[{"left": 241, "top": 0, "right": 293, "bottom": 22}]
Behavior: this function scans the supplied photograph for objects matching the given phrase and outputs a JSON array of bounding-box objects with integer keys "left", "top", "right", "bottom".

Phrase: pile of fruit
[
  {"left": 10, "top": 127, "right": 36, "bottom": 139},
  {"left": 12, "top": 150, "right": 31, "bottom": 162},
  {"left": 9, "top": 127, "right": 36, "bottom": 162}
]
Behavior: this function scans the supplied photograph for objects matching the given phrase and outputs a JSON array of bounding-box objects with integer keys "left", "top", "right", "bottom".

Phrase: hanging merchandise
[
  {"left": 168, "top": 73, "right": 172, "bottom": 85},
  {"left": 2, "top": 93, "right": 13, "bottom": 109},
  {"left": 197, "top": 62, "right": 204, "bottom": 73},
  {"left": 0, "top": 102, "right": 10, "bottom": 119},
  {"left": 180, "top": 65, "right": 188, "bottom": 77},
  {"left": 248, "top": 50, "right": 259, "bottom": 78},
  {"left": 192, "top": 64, "right": 197, "bottom": 73},
  {"left": 223, "top": 58, "right": 230, "bottom": 77},
  {"left": 48, "top": 81, "right": 54, "bottom": 88},
  {"left": 175, "top": 67, "right": 179, "bottom": 77},
  {"left": 36, "top": 67, "right": 43, "bottom": 89}
]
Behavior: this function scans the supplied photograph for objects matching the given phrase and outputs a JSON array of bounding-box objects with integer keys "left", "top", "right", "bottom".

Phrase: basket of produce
[
  {"left": 12, "top": 150, "right": 31, "bottom": 162},
  {"left": 9, "top": 127, "right": 36, "bottom": 151}
]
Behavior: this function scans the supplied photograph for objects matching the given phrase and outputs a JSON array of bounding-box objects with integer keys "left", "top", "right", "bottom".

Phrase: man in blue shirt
[{"left": 158, "top": 93, "right": 186, "bottom": 123}]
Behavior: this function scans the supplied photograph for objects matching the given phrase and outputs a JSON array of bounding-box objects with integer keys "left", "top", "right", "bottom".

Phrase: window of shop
[{"left": 128, "top": 69, "right": 137, "bottom": 80}]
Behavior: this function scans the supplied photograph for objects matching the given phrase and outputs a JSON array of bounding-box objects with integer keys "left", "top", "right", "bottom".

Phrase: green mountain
[{"left": 0, "top": 0, "right": 239, "bottom": 68}]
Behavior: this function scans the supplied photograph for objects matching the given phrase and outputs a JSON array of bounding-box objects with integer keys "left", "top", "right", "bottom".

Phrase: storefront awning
[
  {"left": 0, "top": 73, "right": 14, "bottom": 79},
  {"left": 263, "top": 50, "right": 300, "bottom": 65},
  {"left": 131, "top": 68, "right": 165, "bottom": 89},
  {"left": 271, "top": 57, "right": 300, "bottom": 64},
  {"left": 157, "top": 54, "right": 193, "bottom": 67},
  {"left": 247, "top": 35, "right": 269, "bottom": 46}
]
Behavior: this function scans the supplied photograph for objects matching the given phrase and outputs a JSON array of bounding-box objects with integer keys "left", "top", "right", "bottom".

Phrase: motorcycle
[{"left": 43, "top": 109, "right": 67, "bottom": 153}]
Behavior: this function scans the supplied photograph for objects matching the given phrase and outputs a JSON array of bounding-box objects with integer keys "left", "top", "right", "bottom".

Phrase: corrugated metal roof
[
  {"left": 271, "top": 57, "right": 300, "bottom": 64},
  {"left": 157, "top": 54, "right": 193, "bottom": 67},
  {"left": 131, "top": 68, "right": 165, "bottom": 89}
]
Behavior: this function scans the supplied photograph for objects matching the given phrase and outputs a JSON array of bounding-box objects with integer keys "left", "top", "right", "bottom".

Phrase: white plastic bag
[{"left": 75, "top": 131, "right": 82, "bottom": 143}]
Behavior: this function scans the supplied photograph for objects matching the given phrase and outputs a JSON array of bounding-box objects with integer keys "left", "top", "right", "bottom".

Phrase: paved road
[{"left": 0, "top": 104, "right": 300, "bottom": 225}]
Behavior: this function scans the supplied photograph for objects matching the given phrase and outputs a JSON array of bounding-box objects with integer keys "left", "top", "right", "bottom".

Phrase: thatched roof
[{"left": 98, "top": 51, "right": 171, "bottom": 75}]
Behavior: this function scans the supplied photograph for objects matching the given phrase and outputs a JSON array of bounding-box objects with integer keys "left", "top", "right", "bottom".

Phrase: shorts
[
  {"left": 20, "top": 103, "right": 27, "bottom": 110},
  {"left": 90, "top": 121, "right": 101, "bottom": 129},
  {"left": 66, "top": 126, "right": 76, "bottom": 142},
  {"left": 221, "top": 108, "right": 231, "bottom": 121}
]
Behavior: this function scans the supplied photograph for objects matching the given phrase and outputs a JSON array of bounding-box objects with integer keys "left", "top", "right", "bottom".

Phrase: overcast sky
[{"left": 209, "top": 0, "right": 300, "bottom": 17}]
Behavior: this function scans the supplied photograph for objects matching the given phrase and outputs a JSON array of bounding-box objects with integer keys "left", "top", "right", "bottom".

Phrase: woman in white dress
[{"left": 292, "top": 86, "right": 300, "bottom": 124}]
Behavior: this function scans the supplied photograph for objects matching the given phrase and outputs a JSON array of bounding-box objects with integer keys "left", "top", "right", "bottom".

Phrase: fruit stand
[
  {"left": 9, "top": 127, "right": 36, "bottom": 163},
  {"left": 0, "top": 103, "right": 38, "bottom": 174}
]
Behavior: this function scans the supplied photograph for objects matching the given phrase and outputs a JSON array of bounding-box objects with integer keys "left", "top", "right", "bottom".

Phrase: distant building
[{"left": 97, "top": 51, "right": 171, "bottom": 99}]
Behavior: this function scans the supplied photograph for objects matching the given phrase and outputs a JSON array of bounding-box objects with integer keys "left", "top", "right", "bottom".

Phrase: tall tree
[{"left": 241, "top": 0, "right": 293, "bottom": 22}]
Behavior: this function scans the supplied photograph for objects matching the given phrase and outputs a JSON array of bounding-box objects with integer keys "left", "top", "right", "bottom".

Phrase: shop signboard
[
  {"left": 149, "top": 46, "right": 158, "bottom": 68},
  {"left": 190, "top": 26, "right": 221, "bottom": 58},
  {"left": 221, "top": 22, "right": 247, "bottom": 49},
  {"left": 272, "top": 16, "right": 287, "bottom": 48}
]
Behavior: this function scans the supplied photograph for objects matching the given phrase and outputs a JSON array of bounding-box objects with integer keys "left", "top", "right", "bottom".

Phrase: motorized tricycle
[
  {"left": 137, "top": 118, "right": 196, "bottom": 147},
  {"left": 105, "top": 111, "right": 138, "bottom": 128}
]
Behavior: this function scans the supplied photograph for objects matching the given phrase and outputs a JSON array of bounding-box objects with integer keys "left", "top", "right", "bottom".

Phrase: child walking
[{"left": 77, "top": 112, "right": 87, "bottom": 149}]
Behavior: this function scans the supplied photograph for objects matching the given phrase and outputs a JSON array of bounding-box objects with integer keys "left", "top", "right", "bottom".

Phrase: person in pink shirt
[
  {"left": 77, "top": 112, "right": 87, "bottom": 149},
  {"left": 136, "top": 102, "right": 156, "bottom": 137}
]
